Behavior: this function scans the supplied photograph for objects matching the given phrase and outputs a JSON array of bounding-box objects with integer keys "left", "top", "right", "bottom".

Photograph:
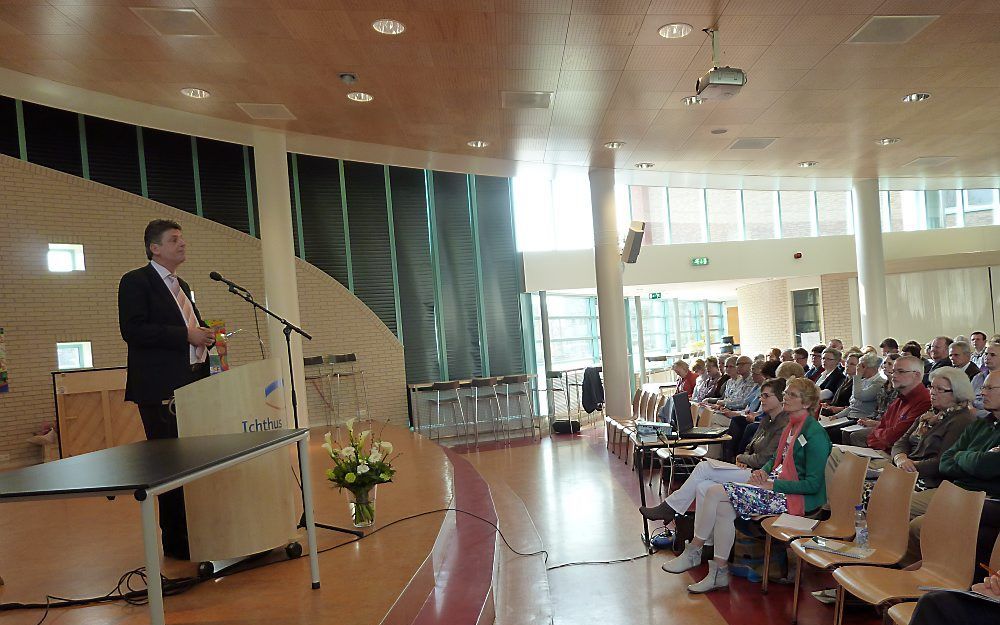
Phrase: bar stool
[
  {"left": 497, "top": 375, "right": 537, "bottom": 441},
  {"left": 425, "top": 381, "right": 470, "bottom": 442},
  {"left": 303, "top": 356, "right": 333, "bottom": 426},
  {"left": 545, "top": 370, "right": 571, "bottom": 420},
  {"left": 324, "top": 353, "right": 370, "bottom": 424},
  {"left": 461, "top": 377, "right": 504, "bottom": 448}
]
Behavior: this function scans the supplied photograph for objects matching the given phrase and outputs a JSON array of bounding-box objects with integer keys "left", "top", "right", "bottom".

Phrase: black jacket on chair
[{"left": 118, "top": 263, "right": 209, "bottom": 404}]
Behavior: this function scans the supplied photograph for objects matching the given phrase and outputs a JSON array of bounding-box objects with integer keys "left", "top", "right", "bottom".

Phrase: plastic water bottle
[{"left": 854, "top": 504, "right": 869, "bottom": 547}]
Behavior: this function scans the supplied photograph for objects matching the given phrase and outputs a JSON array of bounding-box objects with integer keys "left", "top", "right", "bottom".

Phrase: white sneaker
[
  {"left": 687, "top": 561, "right": 730, "bottom": 593},
  {"left": 662, "top": 542, "right": 703, "bottom": 574}
]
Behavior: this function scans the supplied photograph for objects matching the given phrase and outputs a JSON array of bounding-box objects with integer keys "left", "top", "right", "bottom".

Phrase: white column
[
  {"left": 634, "top": 296, "right": 647, "bottom": 385},
  {"left": 590, "top": 168, "right": 631, "bottom": 417},
  {"left": 253, "top": 129, "right": 309, "bottom": 427},
  {"left": 539, "top": 291, "right": 554, "bottom": 415},
  {"left": 852, "top": 178, "right": 889, "bottom": 347}
]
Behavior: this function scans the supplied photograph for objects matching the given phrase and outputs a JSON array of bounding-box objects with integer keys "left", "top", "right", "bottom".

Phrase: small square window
[
  {"left": 48, "top": 243, "right": 85, "bottom": 272},
  {"left": 56, "top": 342, "right": 93, "bottom": 370}
]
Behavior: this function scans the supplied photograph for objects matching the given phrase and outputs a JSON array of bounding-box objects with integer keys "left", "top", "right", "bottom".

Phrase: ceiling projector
[{"left": 694, "top": 28, "right": 746, "bottom": 100}]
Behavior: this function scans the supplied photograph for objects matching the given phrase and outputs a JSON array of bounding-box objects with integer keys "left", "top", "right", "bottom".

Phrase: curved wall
[{"left": 0, "top": 154, "right": 406, "bottom": 467}]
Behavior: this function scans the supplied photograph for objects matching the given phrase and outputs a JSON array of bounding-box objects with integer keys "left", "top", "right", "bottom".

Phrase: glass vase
[{"left": 347, "top": 485, "right": 377, "bottom": 528}]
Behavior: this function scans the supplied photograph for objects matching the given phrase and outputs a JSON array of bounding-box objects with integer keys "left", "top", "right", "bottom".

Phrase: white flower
[
  {"left": 369, "top": 449, "right": 383, "bottom": 463},
  {"left": 340, "top": 446, "right": 356, "bottom": 459},
  {"left": 357, "top": 464, "right": 370, "bottom": 474},
  {"left": 379, "top": 440, "right": 394, "bottom": 454},
  {"left": 345, "top": 418, "right": 356, "bottom": 434},
  {"left": 321, "top": 432, "right": 335, "bottom": 456},
  {"left": 360, "top": 429, "right": 371, "bottom": 448}
]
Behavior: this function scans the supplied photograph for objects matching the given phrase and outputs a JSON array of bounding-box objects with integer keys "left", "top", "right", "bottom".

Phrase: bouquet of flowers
[{"left": 322, "top": 419, "right": 397, "bottom": 527}]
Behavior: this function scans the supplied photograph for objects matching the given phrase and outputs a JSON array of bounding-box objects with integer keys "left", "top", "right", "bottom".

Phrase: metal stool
[
  {"left": 461, "top": 377, "right": 504, "bottom": 448},
  {"left": 324, "top": 353, "right": 370, "bottom": 424},
  {"left": 497, "top": 375, "right": 537, "bottom": 441},
  {"left": 546, "top": 370, "right": 571, "bottom": 420},
  {"left": 425, "top": 381, "right": 470, "bottom": 442}
]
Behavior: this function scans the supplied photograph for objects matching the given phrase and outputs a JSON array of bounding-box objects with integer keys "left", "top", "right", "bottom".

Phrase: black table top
[{"left": 0, "top": 430, "right": 308, "bottom": 500}]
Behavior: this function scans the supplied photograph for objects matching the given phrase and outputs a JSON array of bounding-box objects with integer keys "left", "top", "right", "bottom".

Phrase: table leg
[
  {"left": 635, "top": 444, "right": 651, "bottom": 552},
  {"left": 139, "top": 493, "right": 165, "bottom": 625},
  {"left": 298, "top": 437, "right": 322, "bottom": 589}
]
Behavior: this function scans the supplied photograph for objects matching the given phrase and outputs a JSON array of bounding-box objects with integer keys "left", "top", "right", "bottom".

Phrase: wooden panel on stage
[
  {"left": 53, "top": 367, "right": 144, "bottom": 458},
  {"left": 174, "top": 358, "right": 297, "bottom": 563}
]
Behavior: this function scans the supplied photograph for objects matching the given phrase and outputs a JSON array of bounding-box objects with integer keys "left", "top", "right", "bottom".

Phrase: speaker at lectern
[{"left": 173, "top": 358, "right": 298, "bottom": 563}]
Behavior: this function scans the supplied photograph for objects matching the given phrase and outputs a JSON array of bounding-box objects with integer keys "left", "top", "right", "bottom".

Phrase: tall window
[
  {"left": 706, "top": 189, "right": 742, "bottom": 242},
  {"left": 630, "top": 186, "right": 670, "bottom": 244},
  {"left": 668, "top": 188, "right": 706, "bottom": 244},
  {"left": 791, "top": 289, "right": 821, "bottom": 348},
  {"left": 743, "top": 190, "right": 778, "bottom": 240},
  {"left": 780, "top": 191, "right": 814, "bottom": 238}
]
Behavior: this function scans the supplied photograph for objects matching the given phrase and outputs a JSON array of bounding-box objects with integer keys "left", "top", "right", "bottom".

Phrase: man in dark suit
[
  {"left": 118, "top": 219, "right": 215, "bottom": 560},
  {"left": 948, "top": 340, "right": 981, "bottom": 381}
]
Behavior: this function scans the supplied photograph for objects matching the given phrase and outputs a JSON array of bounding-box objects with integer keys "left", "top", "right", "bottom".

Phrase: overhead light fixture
[
  {"left": 372, "top": 18, "right": 405, "bottom": 35},
  {"left": 901, "top": 92, "right": 930, "bottom": 103},
  {"left": 635, "top": 162, "right": 654, "bottom": 169},
  {"left": 877, "top": 137, "right": 901, "bottom": 145},
  {"left": 798, "top": 161, "right": 819, "bottom": 168},
  {"left": 604, "top": 141, "right": 626, "bottom": 149},
  {"left": 346, "top": 92, "right": 374, "bottom": 102},
  {"left": 658, "top": 23, "right": 693, "bottom": 39},
  {"left": 180, "top": 87, "right": 210, "bottom": 99},
  {"left": 681, "top": 96, "right": 703, "bottom": 106},
  {"left": 467, "top": 139, "right": 489, "bottom": 148}
]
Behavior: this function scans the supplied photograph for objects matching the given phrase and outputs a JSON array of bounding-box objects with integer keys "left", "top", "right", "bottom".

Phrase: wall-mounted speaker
[{"left": 622, "top": 221, "right": 646, "bottom": 264}]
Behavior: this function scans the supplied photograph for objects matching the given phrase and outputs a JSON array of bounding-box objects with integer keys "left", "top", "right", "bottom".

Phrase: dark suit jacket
[
  {"left": 118, "top": 263, "right": 209, "bottom": 404},
  {"left": 818, "top": 366, "right": 846, "bottom": 397}
]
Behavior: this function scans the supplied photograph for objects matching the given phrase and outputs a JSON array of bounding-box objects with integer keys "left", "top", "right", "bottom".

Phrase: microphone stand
[{"left": 222, "top": 285, "right": 363, "bottom": 538}]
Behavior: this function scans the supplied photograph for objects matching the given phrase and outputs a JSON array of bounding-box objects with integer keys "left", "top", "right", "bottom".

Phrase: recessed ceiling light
[
  {"left": 902, "top": 92, "right": 930, "bottom": 103},
  {"left": 467, "top": 139, "right": 489, "bottom": 148},
  {"left": 372, "top": 18, "right": 405, "bottom": 35},
  {"left": 710, "top": 128, "right": 728, "bottom": 135},
  {"left": 635, "top": 162, "right": 655, "bottom": 169},
  {"left": 798, "top": 161, "right": 819, "bottom": 168},
  {"left": 346, "top": 92, "right": 373, "bottom": 102},
  {"left": 658, "top": 23, "right": 693, "bottom": 39},
  {"left": 877, "top": 137, "right": 901, "bottom": 145},
  {"left": 681, "top": 96, "right": 703, "bottom": 106},
  {"left": 180, "top": 87, "right": 210, "bottom": 99},
  {"left": 604, "top": 141, "right": 626, "bottom": 149}
]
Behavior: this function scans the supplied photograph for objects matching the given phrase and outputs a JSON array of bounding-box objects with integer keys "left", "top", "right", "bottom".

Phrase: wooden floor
[{"left": 0, "top": 421, "right": 884, "bottom": 625}]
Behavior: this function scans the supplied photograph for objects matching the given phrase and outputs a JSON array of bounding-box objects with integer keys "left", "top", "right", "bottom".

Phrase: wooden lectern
[{"left": 173, "top": 359, "right": 298, "bottom": 562}]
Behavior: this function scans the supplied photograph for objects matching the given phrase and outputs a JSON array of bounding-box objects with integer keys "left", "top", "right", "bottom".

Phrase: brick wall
[
  {"left": 735, "top": 279, "right": 791, "bottom": 356},
  {"left": 0, "top": 155, "right": 406, "bottom": 467},
  {"left": 820, "top": 273, "right": 855, "bottom": 347}
]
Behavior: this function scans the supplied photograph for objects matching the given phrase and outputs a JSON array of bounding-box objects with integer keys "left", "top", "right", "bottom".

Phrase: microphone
[{"left": 209, "top": 271, "right": 250, "bottom": 294}]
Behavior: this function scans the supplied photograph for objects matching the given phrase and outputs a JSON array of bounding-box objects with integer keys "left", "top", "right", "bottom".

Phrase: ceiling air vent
[
  {"left": 729, "top": 137, "right": 776, "bottom": 150},
  {"left": 848, "top": 15, "right": 938, "bottom": 44},
  {"left": 501, "top": 91, "right": 554, "bottom": 109},
  {"left": 236, "top": 103, "right": 297, "bottom": 120},
  {"left": 130, "top": 8, "right": 217, "bottom": 36}
]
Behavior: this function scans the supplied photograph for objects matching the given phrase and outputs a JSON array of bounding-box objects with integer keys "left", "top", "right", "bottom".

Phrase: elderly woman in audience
[
  {"left": 713, "top": 361, "right": 767, "bottom": 460},
  {"left": 673, "top": 359, "right": 699, "bottom": 395},
  {"left": 639, "top": 378, "right": 790, "bottom": 524},
  {"left": 820, "top": 351, "right": 859, "bottom": 414},
  {"left": 780, "top": 348, "right": 794, "bottom": 362},
  {"left": 816, "top": 347, "right": 846, "bottom": 402},
  {"left": 775, "top": 361, "right": 805, "bottom": 380},
  {"left": 893, "top": 367, "right": 977, "bottom": 518},
  {"left": 661, "top": 378, "right": 832, "bottom": 594},
  {"left": 692, "top": 356, "right": 722, "bottom": 402}
]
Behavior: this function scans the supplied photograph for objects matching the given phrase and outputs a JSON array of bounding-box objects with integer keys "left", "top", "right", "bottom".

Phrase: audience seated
[
  {"left": 805, "top": 345, "right": 825, "bottom": 382},
  {"left": 880, "top": 337, "right": 900, "bottom": 357},
  {"left": 775, "top": 361, "right": 805, "bottom": 380},
  {"left": 816, "top": 347, "right": 846, "bottom": 402},
  {"left": 971, "top": 331, "right": 989, "bottom": 370},
  {"left": 821, "top": 352, "right": 881, "bottom": 421},
  {"left": 792, "top": 347, "right": 810, "bottom": 372},
  {"left": 713, "top": 361, "right": 766, "bottom": 460},
  {"left": 660, "top": 378, "right": 831, "bottom": 594},
  {"left": 709, "top": 356, "right": 736, "bottom": 400},
  {"left": 692, "top": 356, "right": 722, "bottom": 402},
  {"left": 767, "top": 347, "right": 782, "bottom": 362},
  {"left": 828, "top": 338, "right": 845, "bottom": 351},
  {"left": 705, "top": 356, "right": 756, "bottom": 410},
  {"left": 780, "top": 348, "right": 794, "bottom": 362},
  {"left": 949, "top": 340, "right": 981, "bottom": 381},
  {"left": 973, "top": 341, "right": 999, "bottom": 418},
  {"left": 924, "top": 336, "right": 954, "bottom": 386},
  {"left": 909, "top": 570, "right": 1000, "bottom": 625},
  {"left": 902, "top": 340, "right": 923, "bottom": 359},
  {"left": 673, "top": 359, "right": 699, "bottom": 395}
]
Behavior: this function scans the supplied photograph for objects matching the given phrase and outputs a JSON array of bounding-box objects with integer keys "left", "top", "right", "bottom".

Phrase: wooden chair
[
  {"left": 606, "top": 388, "right": 641, "bottom": 452},
  {"left": 760, "top": 450, "right": 869, "bottom": 593},
  {"left": 788, "top": 465, "right": 918, "bottom": 623},
  {"left": 832, "top": 480, "right": 986, "bottom": 625},
  {"left": 886, "top": 533, "right": 1000, "bottom": 625}
]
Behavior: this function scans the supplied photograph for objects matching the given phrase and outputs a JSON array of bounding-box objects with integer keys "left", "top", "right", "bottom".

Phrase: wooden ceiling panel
[
  {"left": 873, "top": 0, "right": 951, "bottom": 15},
  {"left": 570, "top": 0, "right": 652, "bottom": 14},
  {"left": 199, "top": 7, "right": 294, "bottom": 38},
  {"left": 608, "top": 89, "right": 670, "bottom": 109},
  {"left": 714, "top": 15, "right": 794, "bottom": 46},
  {"left": 687, "top": 44, "right": 768, "bottom": 72},
  {"left": 562, "top": 45, "right": 632, "bottom": 70},
  {"left": 624, "top": 45, "right": 700, "bottom": 70},
  {"left": 500, "top": 69, "right": 561, "bottom": 90},
  {"left": 792, "top": 0, "right": 883, "bottom": 14},
  {"left": 909, "top": 14, "right": 1000, "bottom": 45},
  {"left": 297, "top": 38, "right": 364, "bottom": 67},
  {"left": 702, "top": 107, "right": 766, "bottom": 125},
  {"left": 274, "top": 10, "right": 363, "bottom": 41},
  {"left": 0, "top": 33, "right": 66, "bottom": 60},
  {"left": 645, "top": 0, "right": 728, "bottom": 14},
  {"left": 601, "top": 108, "right": 657, "bottom": 125},
  {"left": 615, "top": 69, "right": 683, "bottom": 94},
  {"left": 496, "top": 12, "right": 569, "bottom": 43},
  {"left": 550, "top": 105, "right": 607, "bottom": 125},
  {"left": 778, "top": 14, "right": 869, "bottom": 46},
  {"left": 566, "top": 14, "right": 643, "bottom": 45},
  {"left": 52, "top": 6, "right": 159, "bottom": 36},
  {"left": 723, "top": 0, "right": 803, "bottom": 16},
  {"left": 497, "top": 44, "right": 565, "bottom": 69},
  {"left": 501, "top": 108, "right": 554, "bottom": 124},
  {"left": 544, "top": 150, "right": 591, "bottom": 164},
  {"left": 428, "top": 43, "right": 500, "bottom": 68},
  {"left": 949, "top": 0, "right": 1000, "bottom": 13},
  {"left": 163, "top": 37, "right": 247, "bottom": 64},
  {"left": 556, "top": 70, "right": 622, "bottom": 91},
  {"left": 713, "top": 89, "right": 783, "bottom": 110},
  {"left": 225, "top": 37, "right": 313, "bottom": 65},
  {"left": 495, "top": 0, "right": 573, "bottom": 13},
  {"left": 0, "top": 4, "right": 86, "bottom": 35}
]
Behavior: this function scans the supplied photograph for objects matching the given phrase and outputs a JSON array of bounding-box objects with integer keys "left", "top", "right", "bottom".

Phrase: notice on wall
[{"left": 0, "top": 327, "right": 8, "bottom": 393}]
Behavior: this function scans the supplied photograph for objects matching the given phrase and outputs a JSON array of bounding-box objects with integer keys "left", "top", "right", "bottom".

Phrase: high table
[{"left": 0, "top": 429, "right": 320, "bottom": 625}]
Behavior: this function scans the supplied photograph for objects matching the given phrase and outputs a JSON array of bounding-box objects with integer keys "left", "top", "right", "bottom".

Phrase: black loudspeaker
[{"left": 552, "top": 420, "right": 581, "bottom": 434}]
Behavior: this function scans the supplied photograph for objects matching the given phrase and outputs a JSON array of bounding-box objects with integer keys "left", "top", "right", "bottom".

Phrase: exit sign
[
  {"left": 691, "top": 257, "right": 710, "bottom": 267},
  {"left": 649, "top": 292, "right": 662, "bottom": 299}
]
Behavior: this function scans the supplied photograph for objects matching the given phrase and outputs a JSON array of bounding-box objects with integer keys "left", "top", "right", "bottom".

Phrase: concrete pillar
[
  {"left": 253, "top": 129, "right": 309, "bottom": 427},
  {"left": 852, "top": 178, "right": 889, "bottom": 347},
  {"left": 634, "top": 295, "right": 646, "bottom": 385},
  {"left": 539, "top": 291, "right": 554, "bottom": 414},
  {"left": 589, "top": 168, "right": 631, "bottom": 417}
]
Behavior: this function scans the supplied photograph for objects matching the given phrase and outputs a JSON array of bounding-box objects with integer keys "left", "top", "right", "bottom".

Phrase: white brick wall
[
  {"left": 820, "top": 273, "right": 855, "bottom": 347},
  {"left": 0, "top": 155, "right": 406, "bottom": 467},
  {"left": 736, "top": 279, "right": 792, "bottom": 356}
]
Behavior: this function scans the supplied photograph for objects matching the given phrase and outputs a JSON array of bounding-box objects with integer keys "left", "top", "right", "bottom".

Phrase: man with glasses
[
  {"left": 973, "top": 343, "right": 1000, "bottom": 418},
  {"left": 706, "top": 355, "right": 756, "bottom": 411},
  {"left": 792, "top": 347, "right": 810, "bottom": 371},
  {"left": 805, "top": 345, "right": 825, "bottom": 382},
  {"left": 866, "top": 355, "right": 932, "bottom": 452}
]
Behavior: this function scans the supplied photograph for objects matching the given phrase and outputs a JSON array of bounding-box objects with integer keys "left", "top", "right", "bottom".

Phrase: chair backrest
[
  {"left": 326, "top": 353, "right": 358, "bottom": 364},
  {"left": 470, "top": 377, "right": 496, "bottom": 388},
  {"left": 631, "top": 388, "right": 642, "bottom": 418},
  {"left": 499, "top": 374, "right": 528, "bottom": 384},
  {"left": 637, "top": 392, "right": 650, "bottom": 419},
  {"left": 991, "top": 531, "right": 1000, "bottom": 571},
  {"left": 430, "top": 380, "right": 461, "bottom": 391},
  {"left": 654, "top": 395, "right": 666, "bottom": 420},
  {"left": 866, "top": 464, "right": 917, "bottom": 556},
  {"left": 817, "top": 451, "right": 869, "bottom": 535},
  {"left": 644, "top": 393, "right": 658, "bottom": 420},
  {"left": 919, "top": 480, "right": 986, "bottom": 586},
  {"left": 303, "top": 355, "right": 324, "bottom": 366}
]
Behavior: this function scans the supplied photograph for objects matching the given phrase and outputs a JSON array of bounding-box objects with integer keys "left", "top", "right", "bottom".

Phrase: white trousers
[
  {"left": 664, "top": 461, "right": 750, "bottom": 562},
  {"left": 665, "top": 460, "right": 751, "bottom": 514}
]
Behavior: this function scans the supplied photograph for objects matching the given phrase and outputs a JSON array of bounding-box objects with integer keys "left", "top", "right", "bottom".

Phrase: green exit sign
[
  {"left": 649, "top": 292, "right": 662, "bottom": 299},
  {"left": 691, "top": 257, "right": 710, "bottom": 267}
]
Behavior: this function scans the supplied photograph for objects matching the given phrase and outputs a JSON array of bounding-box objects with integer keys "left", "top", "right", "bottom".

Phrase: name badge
[{"left": 798, "top": 434, "right": 808, "bottom": 447}]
